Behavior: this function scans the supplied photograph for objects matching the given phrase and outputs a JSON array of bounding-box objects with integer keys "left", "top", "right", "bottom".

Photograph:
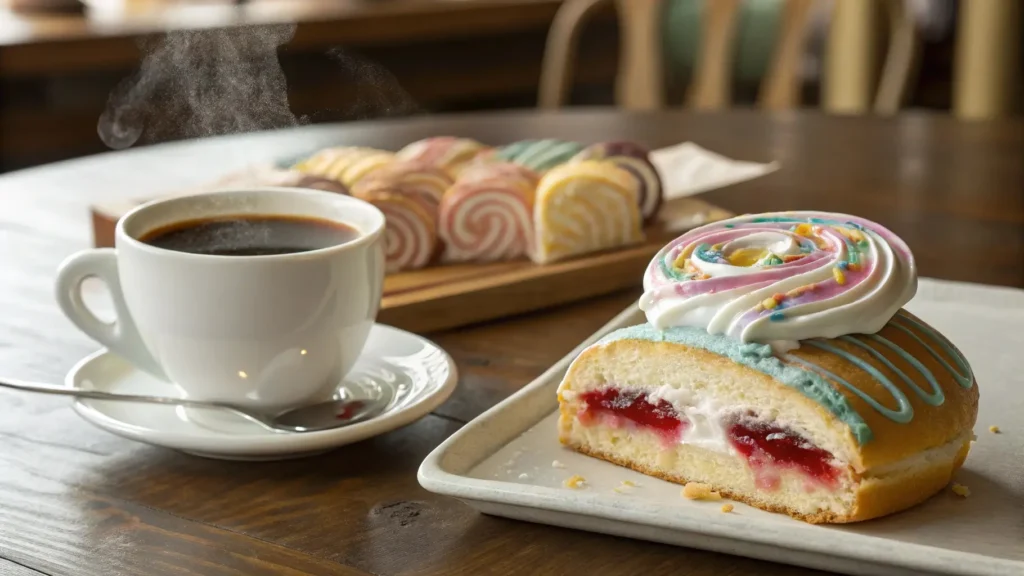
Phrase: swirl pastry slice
[
  {"left": 493, "top": 139, "right": 584, "bottom": 173},
  {"left": 438, "top": 161, "right": 538, "bottom": 263},
  {"left": 292, "top": 146, "right": 395, "bottom": 187},
  {"left": 572, "top": 141, "right": 663, "bottom": 224},
  {"left": 350, "top": 160, "right": 452, "bottom": 220},
  {"left": 356, "top": 191, "right": 437, "bottom": 273},
  {"left": 557, "top": 212, "right": 978, "bottom": 524},
  {"left": 395, "top": 136, "right": 490, "bottom": 178},
  {"left": 532, "top": 160, "right": 644, "bottom": 264}
]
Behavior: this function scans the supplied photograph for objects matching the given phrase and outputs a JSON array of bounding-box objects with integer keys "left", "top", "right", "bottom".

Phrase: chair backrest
[{"left": 539, "top": 0, "right": 920, "bottom": 114}]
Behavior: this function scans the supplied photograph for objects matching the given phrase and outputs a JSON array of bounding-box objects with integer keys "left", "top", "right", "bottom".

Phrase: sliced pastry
[
  {"left": 490, "top": 139, "right": 584, "bottom": 173},
  {"left": 349, "top": 160, "right": 451, "bottom": 273},
  {"left": 571, "top": 141, "right": 663, "bottom": 224},
  {"left": 395, "top": 136, "right": 491, "bottom": 178},
  {"left": 438, "top": 161, "right": 538, "bottom": 263},
  {"left": 292, "top": 146, "right": 395, "bottom": 187},
  {"left": 355, "top": 191, "right": 437, "bottom": 273},
  {"left": 557, "top": 212, "right": 978, "bottom": 524},
  {"left": 532, "top": 160, "right": 644, "bottom": 264},
  {"left": 350, "top": 160, "right": 452, "bottom": 220}
]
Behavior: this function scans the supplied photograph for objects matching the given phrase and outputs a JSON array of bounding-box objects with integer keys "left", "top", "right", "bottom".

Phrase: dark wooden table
[{"left": 1, "top": 109, "right": 1021, "bottom": 576}]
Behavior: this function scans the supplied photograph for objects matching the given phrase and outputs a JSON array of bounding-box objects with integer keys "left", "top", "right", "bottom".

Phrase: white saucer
[{"left": 67, "top": 323, "right": 458, "bottom": 460}]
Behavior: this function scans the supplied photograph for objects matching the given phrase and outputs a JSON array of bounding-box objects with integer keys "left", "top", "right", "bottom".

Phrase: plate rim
[
  {"left": 417, "top": 283, "right": 1024, "bottom": 576},
  {"left": 67, "top": 323, "right": 459, "bottom": 457}
]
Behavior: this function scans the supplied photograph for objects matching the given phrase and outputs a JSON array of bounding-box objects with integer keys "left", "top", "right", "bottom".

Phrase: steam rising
[
  {"left": 98, "top": 24, "right": 418, "bottom": 150},
  {"left": 325, "top": 47, "right": 419, "bottom": 120}
]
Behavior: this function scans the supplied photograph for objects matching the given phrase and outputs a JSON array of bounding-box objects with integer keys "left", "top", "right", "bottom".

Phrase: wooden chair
[
  {"left": 953, "top": 0, "right": 1022, "bottom": 119},
  {"left": 539, "top": 0, "right": 921, "bottom": 114}
]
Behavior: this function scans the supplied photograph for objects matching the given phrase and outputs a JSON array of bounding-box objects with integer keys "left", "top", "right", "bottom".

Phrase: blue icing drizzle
[
  {"left": 597, "top": 323, "right": 874, "bottom": 444},
  {"left": 798, "top": 340, "right": 915, "bottom": 423},
  {"left": 890, "top": 314, "right": 973, "bottom": 388},
  {"left": 861, "top": 334, "right": 944, "bottom": 405}
]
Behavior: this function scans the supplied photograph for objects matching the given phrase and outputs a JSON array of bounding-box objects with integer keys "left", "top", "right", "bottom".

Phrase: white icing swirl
[{"left": 640, "top": 212, "right": 917, "bottom": 351}]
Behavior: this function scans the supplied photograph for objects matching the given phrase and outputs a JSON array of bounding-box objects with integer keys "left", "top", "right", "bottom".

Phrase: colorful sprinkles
[
  {"left": 833, "top": 267, "right": 847, "bottom": 285},
  {"left": 642, "top": 212, "right": 916, "bottom": 338}
]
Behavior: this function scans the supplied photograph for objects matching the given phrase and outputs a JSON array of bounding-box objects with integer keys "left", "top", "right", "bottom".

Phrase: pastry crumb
[
  {"left": 720, "top": 504, "right": 734, "bottom": 513},
  {"left": 518, "top": 473, "right": 530, "bottom": 480},
  {"left": 613, "top": 480, "right": 637, "bottom": 494},
  {"left": 989, "top": 425, "right": 1001, "bottom": 434},
  {"left": 551, "top": 460, "right": 566, "bottom": 468},
  {"left": 951, "top": 483, "right": 971, "bottom": 497},
  {"left": 563, "top": 475, "right": 586, "bottom": 489},
  {"left": 682, "top": 482, "right": 722, "bottom": 501}
]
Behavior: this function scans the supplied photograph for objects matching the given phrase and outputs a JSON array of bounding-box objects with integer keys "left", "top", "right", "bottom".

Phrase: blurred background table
[
  {"left": 0, "top": 108, "right": 1021, "bottom": 576},
  {"left": 0, "top": 0, "right": 620, "bottom": 170}
]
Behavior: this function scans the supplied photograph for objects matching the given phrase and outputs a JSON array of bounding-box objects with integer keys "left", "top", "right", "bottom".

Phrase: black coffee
[{"left": 140, "top": 215, "right": 359, "bottom": 256}]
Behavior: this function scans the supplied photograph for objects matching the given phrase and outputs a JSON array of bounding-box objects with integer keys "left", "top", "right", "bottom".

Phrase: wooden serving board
[{"left": 90, "top": 196, "right": 732, "bottom": 333}]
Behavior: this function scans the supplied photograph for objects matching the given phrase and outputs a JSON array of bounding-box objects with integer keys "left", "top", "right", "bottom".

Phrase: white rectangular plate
[{"left": 418, "top": 278, "right": 1024, "bottom": 576}]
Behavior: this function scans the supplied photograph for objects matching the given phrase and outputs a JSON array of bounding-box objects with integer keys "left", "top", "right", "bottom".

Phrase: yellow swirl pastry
[
  {"left": 531, "top": 160, "right": 644, "bottom": 264},
  {"left": 292, "top": 146, "right": 395, "bottom": 187}
]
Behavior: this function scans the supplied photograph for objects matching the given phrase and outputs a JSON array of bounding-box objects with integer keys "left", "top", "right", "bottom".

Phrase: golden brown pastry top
[{"left": 783, "top": 309, "right": 977, "bottom": 470}]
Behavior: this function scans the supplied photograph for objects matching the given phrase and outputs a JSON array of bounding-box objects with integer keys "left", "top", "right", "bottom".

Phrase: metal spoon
[{"left": 0, "top": 378, "right": 385, "bottom": 433}]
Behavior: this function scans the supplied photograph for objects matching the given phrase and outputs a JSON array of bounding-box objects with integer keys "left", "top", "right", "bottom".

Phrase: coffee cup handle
[{"left": 55, "top": 249, "right": 168, "bottom": 380}]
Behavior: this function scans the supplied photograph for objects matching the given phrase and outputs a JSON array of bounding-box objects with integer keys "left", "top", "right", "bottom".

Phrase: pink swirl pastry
[
  {"left": 358, "top": 191, "right": 437, "bottom": 273},
  {"left": 350, "top": 161, "right": 452, "bottom": 272},
  {"left": 640, "top": 212, "right": 917, "bottom": 352},
  {"left": 395, "top": 137, "right": 491, "bottom": 178},
  {"left": 351, "top": 160, "right": 452, "bottom": 221},
  {"left": 572, "top": 141, "right": 663, "bottom": 224},
  {"left": 439, "top": 161, "right": 538, "bottom": 262}
]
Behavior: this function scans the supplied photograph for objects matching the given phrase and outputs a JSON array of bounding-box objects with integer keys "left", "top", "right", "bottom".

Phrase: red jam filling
[
  {"left": 728, "top": 420, "right": 841, "bottom": 489},
  {"left": 578, "top": 388, "right": 687, "bottom": 444},
  {"left": 575, "top": 388, "right": 842, "bottom": 490}
]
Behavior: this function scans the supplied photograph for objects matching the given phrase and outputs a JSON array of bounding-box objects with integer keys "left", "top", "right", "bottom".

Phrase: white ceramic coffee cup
[{"left": 55, "top": 188, "right": 386, "bottom": 413}]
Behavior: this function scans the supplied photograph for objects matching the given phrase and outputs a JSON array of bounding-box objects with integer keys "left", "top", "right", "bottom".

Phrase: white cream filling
[
  {"left": 644, "top": 385, "right": 736, "bottom": 455},
  {"left": 566, "top": 385, "right": 845, "bottom": 467}
]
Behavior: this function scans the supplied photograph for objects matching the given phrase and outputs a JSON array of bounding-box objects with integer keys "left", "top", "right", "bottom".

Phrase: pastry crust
[
  {"left": 562, "top": 431, "right": 971, "bottom": 524},
  {"left": 786, "top": 310, "right": 978, "bottom": 471}
]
